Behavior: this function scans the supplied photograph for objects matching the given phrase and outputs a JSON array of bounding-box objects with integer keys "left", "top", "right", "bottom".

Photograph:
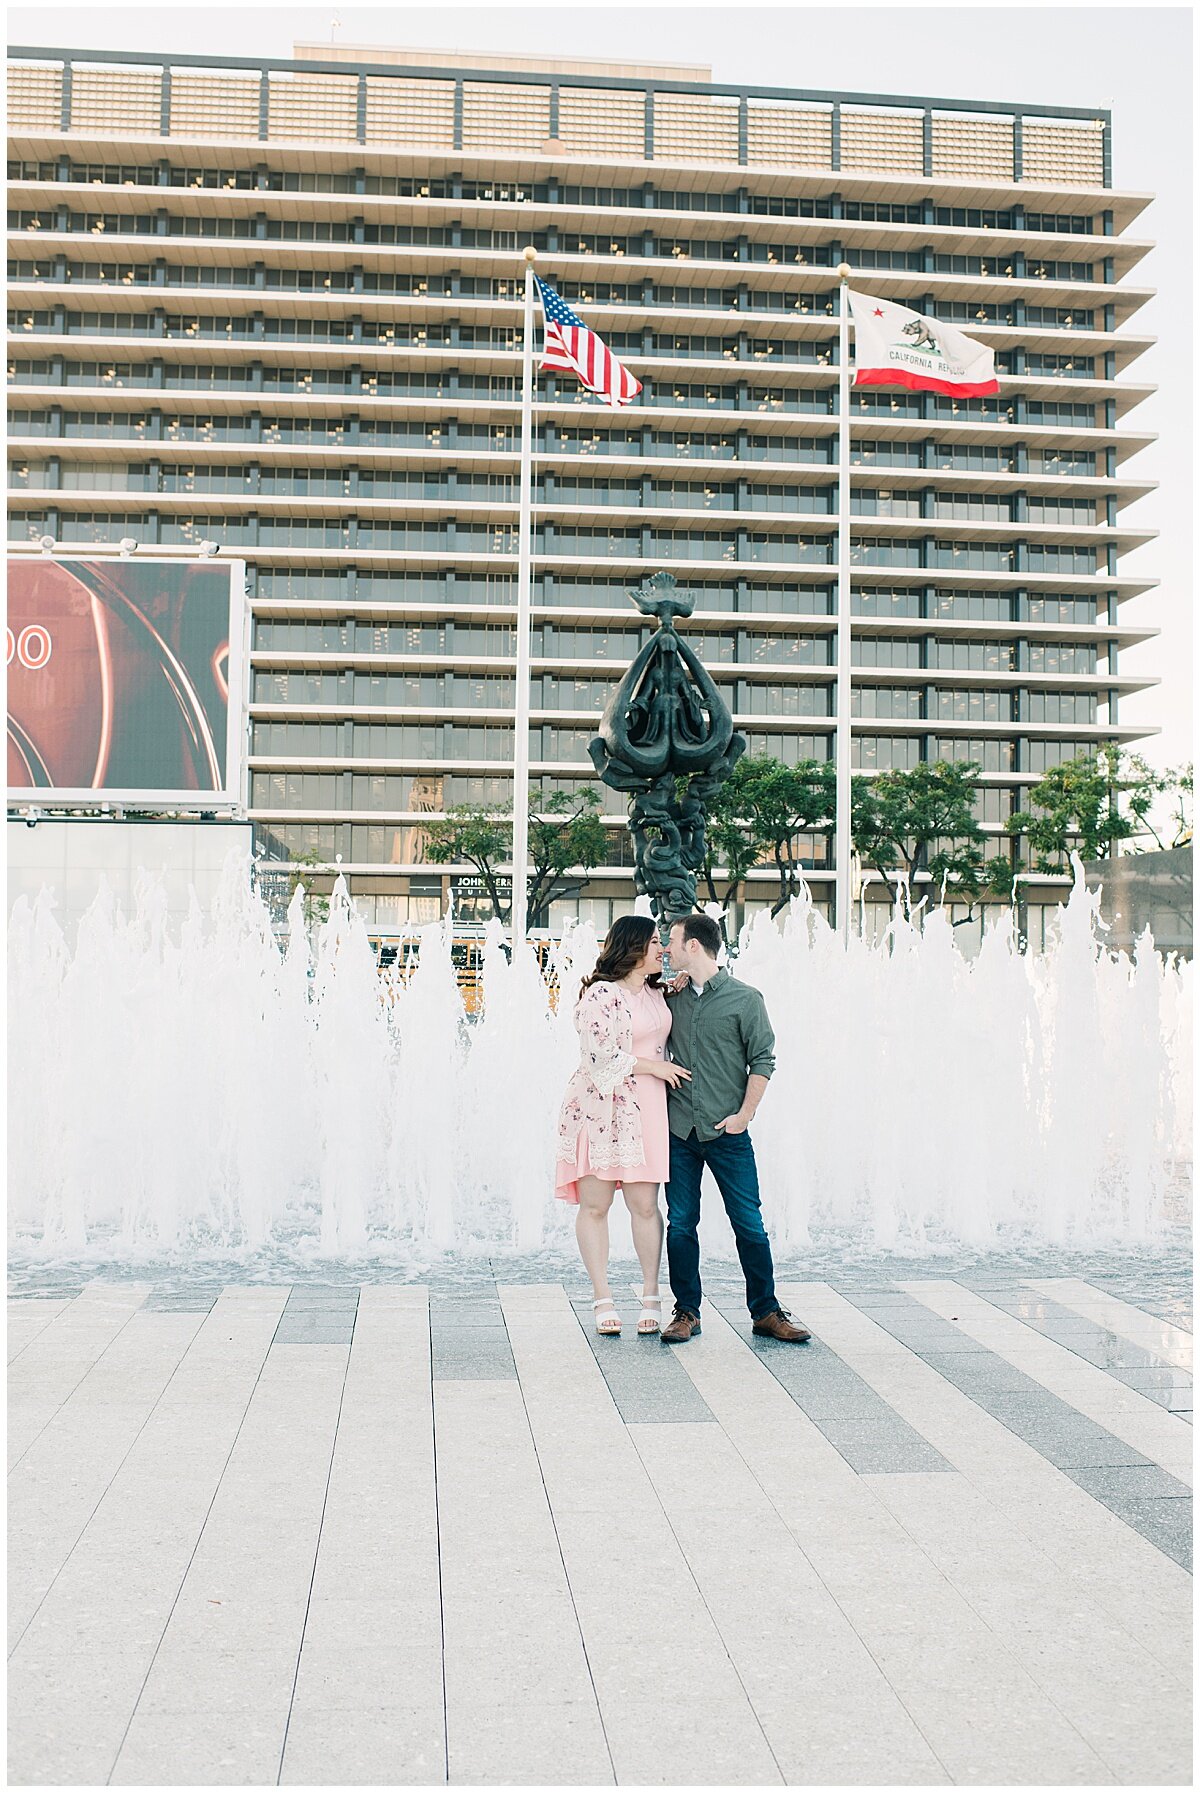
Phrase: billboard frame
[{"left": 7, "top": 551, "right": 249, "bottom": 813}]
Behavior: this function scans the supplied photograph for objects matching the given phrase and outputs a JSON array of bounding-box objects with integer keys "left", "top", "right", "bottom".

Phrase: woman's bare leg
[
  {"left": 621, "top": 1181, "right": 664, "bottom": 1296},
  {"left": 576, "top": 1175, "right": 617, "bottom": 1300}
]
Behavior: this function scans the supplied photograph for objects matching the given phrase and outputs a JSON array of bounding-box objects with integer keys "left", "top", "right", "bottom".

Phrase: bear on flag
[{"left": 848, "top": 290, "right": 1000, "bottom": 397}]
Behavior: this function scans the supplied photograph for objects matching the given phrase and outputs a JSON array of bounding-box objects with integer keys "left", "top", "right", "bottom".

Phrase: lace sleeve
[{"left": 576, "top": 985, "right": 637, "bottom": 1097}]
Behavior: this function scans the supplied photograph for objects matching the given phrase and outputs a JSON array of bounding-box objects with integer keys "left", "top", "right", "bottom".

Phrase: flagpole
[
  {"left": 511, "top": 246, "right": 537, "bottom": 948},
  {"left": 835, "top": 262, "right": 853, "bottom": 946}
]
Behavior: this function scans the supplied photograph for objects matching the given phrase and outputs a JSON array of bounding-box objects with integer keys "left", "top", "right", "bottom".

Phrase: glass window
[
  {"left": 853, "top": 638, "right": 921, "bottom": 667},
  {"left": 852, "top": 736, "right": 921, "bottom": 769},
  {"left": 935, "top": 688, "right": 1011, "bottom": 722},
  {"left": 851, "top": 687, "right": 922, "bottom": 719}
]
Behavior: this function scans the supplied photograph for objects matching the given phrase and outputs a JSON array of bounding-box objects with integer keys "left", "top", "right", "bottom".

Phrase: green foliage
[
  {"left": 424, "top": 785, "right": 605, "bottom": 926},
  {"left": 1007, "top": 747, "right": 1135, "bottom": 870},
  {"left": 699, "top": 755, "right": 840, "bottom": 919},
  {"left": 852, "top": 759, "right": 1012, "bottom": 922},
  {"left": 1121, "top": 755, "right": 1193, "bottom": 853},
  {"left": 526, "top": 786, "right": 606, "bottom": 927},
  {"left": 285, "top": 846, "right": 331, "bottom": 928}
]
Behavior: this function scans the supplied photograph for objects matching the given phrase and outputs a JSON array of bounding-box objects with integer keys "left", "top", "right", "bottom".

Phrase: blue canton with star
[{"left": 535, "top": 278, "right": 585, "bottom": 329}]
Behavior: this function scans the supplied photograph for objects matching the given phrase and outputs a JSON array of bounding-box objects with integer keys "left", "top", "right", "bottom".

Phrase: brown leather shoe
[
  {"left": 752, "top": 1308, "right": 811, "bottom": 1343},
  {"left": 660, "top": 1305, "right": 701, "bottom": 1344}
]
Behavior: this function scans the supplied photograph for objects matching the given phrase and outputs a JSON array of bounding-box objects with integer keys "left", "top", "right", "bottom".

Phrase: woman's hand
[
  {"left": 666, "top": 972, "right": 690, "bottom": 994},
  {"left": 652, "top": 1061, "right": 692, "bottom": 1088}
]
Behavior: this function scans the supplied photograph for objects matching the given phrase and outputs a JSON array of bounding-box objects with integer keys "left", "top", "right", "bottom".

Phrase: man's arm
[
  {"left": 742, "top": 990, "right": 777, "bottom": 1080},
  {"left": 714, "top": 992, "right": 775, "bottom": 1133}
]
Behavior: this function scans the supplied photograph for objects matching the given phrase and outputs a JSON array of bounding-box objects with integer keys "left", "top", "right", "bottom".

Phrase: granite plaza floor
[{"left": 7, "top": 1257, "right": 1194, "bottom": 1787}]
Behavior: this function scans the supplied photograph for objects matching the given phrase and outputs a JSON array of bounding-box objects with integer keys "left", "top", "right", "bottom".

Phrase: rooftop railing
[{"left": 9, "top": 47, "right": 1112, "bottom": 188}]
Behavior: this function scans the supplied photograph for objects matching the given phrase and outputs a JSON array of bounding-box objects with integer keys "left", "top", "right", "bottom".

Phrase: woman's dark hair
[{"left": 579, "top": 914, "right": 661, "bottom": 999}]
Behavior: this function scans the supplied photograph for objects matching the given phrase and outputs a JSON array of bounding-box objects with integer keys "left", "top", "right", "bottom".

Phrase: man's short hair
[{"left": 673, "top": 913, "right": 722, "bottom": 958}]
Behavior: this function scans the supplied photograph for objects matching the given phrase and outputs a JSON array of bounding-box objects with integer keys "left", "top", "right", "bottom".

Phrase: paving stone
[
  {"left": 1097, "top": 1498, "right": 1193, "bottom": 1571},
  {"left": 1064, "top": 1464, "right": 1191, "bottom": 1501},
  {"left": 809, "top": 1415, "right": 954, "bottom": 1475},
  {"left": 7, "top": 1257, "right": 1193, "bottom": 1784},
  {"left": 274, "top": 1321, "right": 356, "bottom": 1346},
  {"left": 1115, "top": 1366, "right": 1194, "bottom": 1391},
  {"left": 982, "top": 1400, "right": 1152, "bottom": 1469},
  {"left": 141, "top": 1292, "right": 220, "bottom": 1313},
  {"left": 570, "top": 1302, "right": 713, "bottom": 1422},
  {"left": 919, "top": 1352, "right": 1045, "bottom": 1394},
  {"left": 431, "top": 1338, "right": 516, "bottom": 1381}
]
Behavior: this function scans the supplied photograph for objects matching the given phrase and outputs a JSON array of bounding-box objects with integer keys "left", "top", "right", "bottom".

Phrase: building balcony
[
  {"left": 4, "top": 379, "right": 1157, "bottom": 463},
  {"left": 3, "top": 174, "right": 1156, "bottom": 272},
  {"left": 5, "top": 229, "right": 1157, "bottom": 324},
  {"left": 5, "top": 271, "right": 1155, "bottom": 367},
  {"left": 2, "top": 480, "right": 1158, "bottom": 554},
  {"left": 2, "top": 439, "right": 1162, "bottom": 511}
]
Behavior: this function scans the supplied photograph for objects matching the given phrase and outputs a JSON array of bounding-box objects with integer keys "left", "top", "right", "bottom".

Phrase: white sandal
[
  {"left": 593, "top": 1297, "right": 622, "bottom": 1337},
  {"left": 637, "top": 1294, "right": 663, "bottom": 1336}
]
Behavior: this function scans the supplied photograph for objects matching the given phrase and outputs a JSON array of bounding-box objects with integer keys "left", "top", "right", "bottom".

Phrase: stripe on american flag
[{"left": 534, "top": 275, "right": 642, "bottom": 408}]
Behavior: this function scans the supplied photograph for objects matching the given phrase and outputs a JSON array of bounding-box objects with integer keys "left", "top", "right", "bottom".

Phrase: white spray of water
[{"left": 7, "top": 852, "right": 1191, "bottom": 1261}]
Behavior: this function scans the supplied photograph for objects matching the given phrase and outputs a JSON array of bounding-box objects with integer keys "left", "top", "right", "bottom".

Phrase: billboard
[{"left": 7, "top": 555, "right": 247, "bottom": 808}]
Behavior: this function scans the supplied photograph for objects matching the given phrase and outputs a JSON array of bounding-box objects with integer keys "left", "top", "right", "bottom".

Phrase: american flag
[{"left": 534, "top": 275, "right": 642, "bottom": 408}]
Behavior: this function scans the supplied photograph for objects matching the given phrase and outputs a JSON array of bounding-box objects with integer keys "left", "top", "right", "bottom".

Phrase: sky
[{"left": 9, "top": 2, "right": 1193, "bottom": 771}]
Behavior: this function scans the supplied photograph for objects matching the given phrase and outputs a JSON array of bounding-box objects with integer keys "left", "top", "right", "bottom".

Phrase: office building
[{"left": 7, "top": 43, "right": 1159, "bottom": 937}]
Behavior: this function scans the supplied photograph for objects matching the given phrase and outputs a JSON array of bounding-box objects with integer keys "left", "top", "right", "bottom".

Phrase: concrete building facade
[{"left": 7, "top": 43, "right": 1159, "bottom": 939}]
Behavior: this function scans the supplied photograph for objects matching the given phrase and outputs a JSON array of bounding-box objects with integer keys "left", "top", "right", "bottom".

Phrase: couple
[{"left": 554, "top": 911, "right": 809, "bottom": 1345}]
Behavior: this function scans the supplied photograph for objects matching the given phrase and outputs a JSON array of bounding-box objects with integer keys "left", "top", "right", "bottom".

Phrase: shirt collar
[{"left": 691, "top": 966, "right": 728, "bottom": 995}]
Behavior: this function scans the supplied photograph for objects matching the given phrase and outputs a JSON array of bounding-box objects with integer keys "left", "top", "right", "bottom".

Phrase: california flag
[{"left": 848, "top": 290, "right": 999, "bottom": 397}]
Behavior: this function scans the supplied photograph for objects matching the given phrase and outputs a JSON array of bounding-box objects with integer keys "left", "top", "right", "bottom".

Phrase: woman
[{"left": 555, "top": 915, "right": 691, "bottom": 1336}]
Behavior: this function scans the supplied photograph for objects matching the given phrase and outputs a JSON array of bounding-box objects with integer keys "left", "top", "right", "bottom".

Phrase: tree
[
  {"left": 853, "top": 759, "right": 1011, "bottom": 922},
  {"left": 746, "top": 757, "right": 840, "bottom": 917},
  {"left": 1121, "top": 756, "right": 1194, "bottom": 853},
  {"left": 285, "top": 846, "right": 331, "bottom": 929},
  {"left": 927, "top": 839, "right": 1018, "bottom": 920},
  {"left": 697, "top": 755, "right": 838, "bottom": 918},
  {"left": 1007, "top": 749, "right": 1136, "bottom": 870},
  {"left": 424, "top": 785, "right": 606, "bottom": 927},
  {"left": 695, "top": 759, "right": 776, "bottom": 920},
  {"left": 526, "top": 786, "right": 607, "bottom": 927}
]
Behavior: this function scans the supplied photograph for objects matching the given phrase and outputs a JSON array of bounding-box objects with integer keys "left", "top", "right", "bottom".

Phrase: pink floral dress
[{"left": 554, "top": 979, "right": 673, "bottom": 1204}]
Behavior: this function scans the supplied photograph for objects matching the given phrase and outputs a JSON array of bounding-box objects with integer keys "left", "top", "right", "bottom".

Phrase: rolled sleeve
[{"left": 742, "top": 994, "right": 776, "bottom": 1078}]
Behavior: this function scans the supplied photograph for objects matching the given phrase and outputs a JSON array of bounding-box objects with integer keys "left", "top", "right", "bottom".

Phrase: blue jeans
[{"left": 666, "top": 1128, "right": 778, "bottom": 1321}]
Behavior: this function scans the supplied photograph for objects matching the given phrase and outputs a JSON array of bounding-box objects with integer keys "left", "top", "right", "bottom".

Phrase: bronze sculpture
[{"left": 588, "top": 573, "right": 747, "bottom": 928}]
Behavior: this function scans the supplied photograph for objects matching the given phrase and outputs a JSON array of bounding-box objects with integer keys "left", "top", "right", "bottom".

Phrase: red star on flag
[{"left": 873, "top": 307, "right": 884, "bottom": 317}]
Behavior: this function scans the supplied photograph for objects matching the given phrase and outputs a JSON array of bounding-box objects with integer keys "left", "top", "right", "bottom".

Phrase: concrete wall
[
  {"left": 8, "top": 817, "right": 253, "bottom": 941},
  {"left": 1083, "top": 847, "right": 1193, "bottom": 959}
]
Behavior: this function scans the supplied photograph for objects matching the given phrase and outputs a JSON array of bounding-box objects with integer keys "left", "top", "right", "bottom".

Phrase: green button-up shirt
[{"left": 664, "top": 967, "right": 777, "bottom": 1143}]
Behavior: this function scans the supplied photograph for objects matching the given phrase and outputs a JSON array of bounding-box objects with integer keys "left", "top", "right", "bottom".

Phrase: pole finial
[
  {"left": 837, "top": 262, "right": 852, "bottom": 281},
  {"left": 522, "top": 245, "right": 538, "bottom": 264}
]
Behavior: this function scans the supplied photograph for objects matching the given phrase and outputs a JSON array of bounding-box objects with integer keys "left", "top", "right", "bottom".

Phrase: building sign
[
  {"left": 7, "top": 555, "right": 247, "bottom": 808},
  {"left": 453, "top": 875, "right": 513, "bottom": 896}
]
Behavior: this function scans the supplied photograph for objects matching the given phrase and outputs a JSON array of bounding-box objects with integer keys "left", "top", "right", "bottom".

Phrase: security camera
[
  {"left": 199, "top": 540, "right": 220, "bottom": 558},
  {"left": 38, "top": 534, "right": 56, "bottom": 553},
  {"left": 118, "top": 537, "right": 138, "bottom": 555},
  {"left": 25, "top": 806, "right": 39, "bottom": 828}
]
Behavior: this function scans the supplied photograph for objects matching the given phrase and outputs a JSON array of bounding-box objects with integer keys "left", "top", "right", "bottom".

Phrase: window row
[
  {"left": 7, "top": 216, "right": 1107, "bottom": 281},
  {"left": 11, "top": 364, "right": 1097, "bottom": 429},
  {"left": 9, "top": 167, "right": 1102, "bottom": 234},
  {"left": 9, "top": 461, "right": 840, "bottom": 514},
  {"left": 10, "top": 508, "right": 1103, "bottom": 572},
  {"left": 4, "top": 412, "right": 1102, "bottom": 482},
  {"left": 10, "top": 258, "right": 1103, "bottom": 332},
  {"left": 248, "top": 721, "right": 834, "bottom": 764},
  {"left": 15, "top": 460, "right": 1107, "bottom": 528},
  {"left": 10, "top": 311, "right": 841, "bottom": 369}
]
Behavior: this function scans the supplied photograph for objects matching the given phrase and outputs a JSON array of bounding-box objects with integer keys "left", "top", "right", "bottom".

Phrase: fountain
[{"left": 7, "top": 848, "right": 1191, "bottom": 1278}]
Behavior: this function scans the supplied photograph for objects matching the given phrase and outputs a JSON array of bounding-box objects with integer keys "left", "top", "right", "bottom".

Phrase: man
[{"left": 660, "top": 913, "right": 809, "bottom": 1345}]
